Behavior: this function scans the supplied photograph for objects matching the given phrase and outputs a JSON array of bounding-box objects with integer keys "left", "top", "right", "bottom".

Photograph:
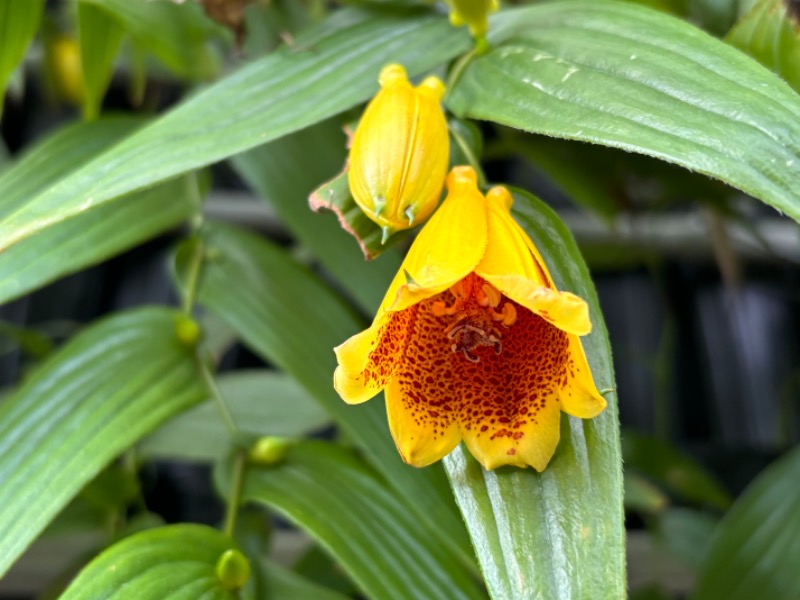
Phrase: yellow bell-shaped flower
[
  {"left": 334, "top": 166, "right": 607, "bottom": 471},
  {"left": 348, "top": 64, "right": 449, "bottom": 243}
]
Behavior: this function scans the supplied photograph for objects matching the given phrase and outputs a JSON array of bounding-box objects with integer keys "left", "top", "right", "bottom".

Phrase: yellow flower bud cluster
[{"left": 348, "top": 64, "right": 449, "bottom": 243}]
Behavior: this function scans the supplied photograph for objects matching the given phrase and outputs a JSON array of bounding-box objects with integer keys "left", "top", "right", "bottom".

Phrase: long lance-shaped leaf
[
  {"left": 59, "top": 525, "right": 239, "bottom": 600},
  {"left": 0, "top": 308, "right": 208, "bottom": 576},
  {"left": 692, "top": 445, "right": 800, "bottom": 600},
  {"left": 231, "top": 118, "right": 401, "bottom": 314},
  {"left": 0, "top": 118, "right": 200, "bottom": 306},
  {"left": 0, "top": 0, "right": 44, "bottom": 115},
  {"left": 443, "top": 189, "right": 623, "bottom": 600},
  {"left": 0, "top": 8, "right": 470, "bottom": 255},
  {"left": 239, "top": 441, "right": 485, "bottom": 600},
  {"left": 174, "top": 222, "right": 475, "bottom": 568},
  {"left": 78, "top": 2, "right": 125, "bottom": 120},
  {"left": 79, "top": 0, "right": 224, "bottom": 82},
  {"left": 447, "top": 1, "right": 800, "bottom": 221}
]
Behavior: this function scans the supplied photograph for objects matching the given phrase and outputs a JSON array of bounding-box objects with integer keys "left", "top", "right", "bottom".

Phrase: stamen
[
  {"left": 480, "top": 283, "right": 501, "bottom": 308},
  {"left": 430, "top": 275, "right": 518, "bottom": 362}
]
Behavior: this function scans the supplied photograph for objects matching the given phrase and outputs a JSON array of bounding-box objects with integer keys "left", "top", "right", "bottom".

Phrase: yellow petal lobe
[
  {"left": 559, "top": 334, "right": 607, "bottom": 418},
  {"left": 383, "top": 166, "right": 489, "bottom": 314},
  {"left": 333, "top": 317, "right": 390, "bottom": 405},
  {"left": 386, "top": 379, "right": 461, "bottom": 467},
  {"left": 478, "top": 186, "right": 592, "bottom": 336}
]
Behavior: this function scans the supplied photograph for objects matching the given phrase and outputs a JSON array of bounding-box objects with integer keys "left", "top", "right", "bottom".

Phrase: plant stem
[
  {"left": 444, "top": 49, "right": 477, "bottom": 100},
  {"left": 182, "top": 238, "right": 205, "bottom": 315},
  {"left": 450, "top": 125, "right": 488, "bottom": 188},
  {"left": 224, "top": 450, "right": 248, "bottom": 538},
  {"left": 198, "top": 355, "right": 239, "bottom": 437}
]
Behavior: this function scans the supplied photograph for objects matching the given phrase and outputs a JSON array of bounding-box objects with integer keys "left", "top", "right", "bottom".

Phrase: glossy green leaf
[
  {"left": 240, "top": 441, "right": 484, "bottom": 600},
  {"left": 728, "top": 0, "right": 800, "bottom": 93},
  {"left": 78, "top": 2, "right": 125, "bottom": 120},
  {"left": 142, "top": 370, "right": 331, "bottom": 461},
  {"left": 80, "top": 0, "right": 224, "bottom": 81},
  {"left": 174, "top": 222, "right": 474, "bottom": 567},
  {"left": 622, "top": 431, "right": 732, "bottom": 509},
  {"left": 504, "top": 133, "right": 621, "bottom": 219},
  {"left": 231, "top": 118, "right": 401, "bottom": 313},
  {"left": 693, "top": 446, "right": 800, "bottom": 600},
  {"left": 448, "top": 1, "right": 800, "bottom": 221},
  {"left": 0, "top": 0, "right": 44, "bottom": 115},
  {"left": 443, "top": 188, "right": 624, "bottom": 600},
  {"left": 0, "top": 9, "right": 470, "bottom": 258},
  {"left": 0, "top": 308, "right": 208, "bottom": 576},
  {"left": 0, "top": 118, "right": 200, "bottom": 306},
  {"left": 60, "top": 525, "right": 239, "bottom": 599}
]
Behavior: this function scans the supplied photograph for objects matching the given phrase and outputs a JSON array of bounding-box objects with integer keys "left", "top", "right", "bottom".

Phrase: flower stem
[
  {"left": 182, "top": 238, "right": 205, "bottom": 315},
  {"left": 444, "top": 49, "right": 477, "bottom": 100},
  {"left": 223, "top": 450, "right": 248, "bottom": 538},
  {"left": 450, "top": 125, "right": 487, "bottom": 189},
  {"left": 198, "top": 355, "right": 239, "bottom": 437}
]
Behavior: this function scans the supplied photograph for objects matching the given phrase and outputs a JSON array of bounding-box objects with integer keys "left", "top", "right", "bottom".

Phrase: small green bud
[
  {"left": 249, "top": 436, "right": 292, "bottom": 465},
  {"left": 175, "top": 315, "right": 201, "bottom": 347},
  {"left": 216, "top": 549, "right": 251, "bottom": 590}
]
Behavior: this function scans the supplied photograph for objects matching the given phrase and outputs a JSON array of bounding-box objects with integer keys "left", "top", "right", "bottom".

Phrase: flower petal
[
  {"left": 385, "top": 379, "right": 461, "bottom": 467},
  {"left": 460, "top": 389, "right": 562, "bottom": 471},
  {"left": 333, "top": 322, "right": 386, "bottom": 405},
  {"left": 477, "top": 186, "right": 591, "bottom": 336},
  {"left": 480, "top": 275, "right": 592, "bottom": 336},
  {"left": 560, "top": 334, "right": 607, "bottom": 418},
  {"left": 476, "top": 187, "right": 550, "bottom": 287},
  {"left": 333, "top": 308, "right": 411, "bottom": 405},
  {"left": 386, "top": 166, "right": 488, "bottom": 312}
]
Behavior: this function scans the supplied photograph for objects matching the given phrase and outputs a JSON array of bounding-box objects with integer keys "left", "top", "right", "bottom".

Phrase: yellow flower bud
[
  {"left": 348, "top": 64, "right": 449, "bottom": 243},
  {"left": 445, "top": 0, "right": 499, "bottom": 41}
]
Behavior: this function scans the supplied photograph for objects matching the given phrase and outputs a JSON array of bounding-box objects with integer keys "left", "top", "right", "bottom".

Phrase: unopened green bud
[
  {"left": 216, "top": 549, "right": 250, "bottom": 590},
  {"left": 249, "top": 436, "right": 292, "bottom": 465},
  {"left": 175, "top": 315, "right": 201, "bottom": 347}
]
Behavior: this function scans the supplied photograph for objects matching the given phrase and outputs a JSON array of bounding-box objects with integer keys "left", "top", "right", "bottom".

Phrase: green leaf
[
  {"left": 231, "top": 118, "right": 401, "bottom": 313},
  {"left": 727, "top": 0, "right": 800, "bottom": 93},
  {"left": 448, "top": 1, "right": 800, "bottom": 221},
  {"left": 142, "top": 370, "right": 331, "bottom": 461},
  {"left": 240, "top": 441, "right": 485, "bottom": 600},
  {"left": 78, "top": 2, "right": 125, "bottom": 120},
  {"left": 622, "top": 431, "right": 732, "bottom": 509},
  {"left": 0, "top": 118, "right": 201, "bottom": 306},
  {"left": 59, "top": 524, "right": 240, "bottom": 599},
  {"left": 175, "top": 222, "right": 474, "bottom": 568},
  {"left": 308, "top": 167, "right": 409, "bottom": 260},
  {"left": 259, "top": 560, "right": 350, "bottom": 600},
  {"left": 657, "top": 508, "right": 718, "bottom": 569},
  {"left": 80, "top": 0, "right": 224, "bottom": 81},
  {"left": 0, "top": 9, "right": 469, "bottom": 258},
  {"left": 0, "top": 0, "right": 44, "bottom": 115},
  {"left": 442, "top": 188, "right": 624, "bottom": 600},
  {"left": 504, "top": 133, "right": 621, "bottom": 219},
  {"left": 693, "top": 446, "right": 800, "bottom": 600},
  {"left": 625, "top": 472, "right": 670, "bottom": 514},
  {"left": 0, "top": 308, "right": 208, "bottom": 576}
]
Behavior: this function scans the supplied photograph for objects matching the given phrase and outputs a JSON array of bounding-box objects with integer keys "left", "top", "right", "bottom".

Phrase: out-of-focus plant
[{"left": 0, "top": 0, "right": 798, "bottom": 599}]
